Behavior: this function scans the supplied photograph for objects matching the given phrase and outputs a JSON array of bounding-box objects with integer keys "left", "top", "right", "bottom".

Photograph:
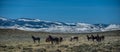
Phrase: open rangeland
[{"left": 0, "top": 29, "right": 120, "bottom": 52}]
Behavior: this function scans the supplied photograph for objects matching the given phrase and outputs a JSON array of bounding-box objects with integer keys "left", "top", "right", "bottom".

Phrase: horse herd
[
  {"left": 32, "top": 34, "right": 105, "bottom": 44},
  {"left": 87, "top": 34, "right": 105, "bottom": 42}
]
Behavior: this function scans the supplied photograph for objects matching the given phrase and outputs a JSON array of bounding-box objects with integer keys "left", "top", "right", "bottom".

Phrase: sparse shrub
[
  {"left": 7, "top": 46, "right": 15, "bottom": 49},
  {"left": 56, "top": 49, "right": 61, "bottom": 52},
  {"left": 36, "top": 44, "right": 40, "bottom": 46},
  {"left": 0, "top": 45, "right": 7, "bottom": 48},
  {"left": 58, "top": 45, "right": 68, "bottom": 48},
  {"left": 28, "top": 45, "right": 32, "bottom": 47},
  {"left": 67, "top": 44, "right": 93, "bottom": 52},
  {"left": 45, "top": 45, "right": 55, "bottom": 48},
  {"left": 22, "top": 47, "right": 33, "bottom": 52},
  {"left": 16, "top": 44, "right": 23, "bottom": 49},
  {"left": 36, "top": 48, "right": 46, "bottom": 52}
]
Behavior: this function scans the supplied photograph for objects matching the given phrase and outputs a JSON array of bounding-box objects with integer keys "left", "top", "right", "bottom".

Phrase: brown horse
[
  {"left": 100, "top": 35, "right": 105, "bottom": 41},
  {"left": 59, "top": 37, "right": 63, "bottom": 42},
  {"left": 95, "top": 34, "right": 105, "bottom": 42},
  {"left": 86, "top": 34, "right": 105, "bottom": 42},
  {"left": 32, "top": 35, "right": 40, "bottom": 43},
  {"left": 46, "top": 35, "right": 63, "bottom": 44},
  {"left": 70, "top": 36, "right": 78, "bottom": 41}
]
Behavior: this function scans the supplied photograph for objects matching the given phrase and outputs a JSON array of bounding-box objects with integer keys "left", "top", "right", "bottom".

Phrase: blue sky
[{"left": 0, "top": 0, "right": 120, "bottom": 24}]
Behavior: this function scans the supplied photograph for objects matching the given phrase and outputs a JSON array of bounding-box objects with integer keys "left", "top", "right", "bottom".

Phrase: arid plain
[{"left": 0, "top": 29, "right": 120, "bottom": 52}]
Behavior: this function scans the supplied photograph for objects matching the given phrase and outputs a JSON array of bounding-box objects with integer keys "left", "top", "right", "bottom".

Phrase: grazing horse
[
  {"left": 32, "top": 35, "right": 40, "bottom": 43},
  {"left": 46, "top": 35, "right": 61, "bottom": 44},
  {"left": 70, "top": 36, "right": 78, "bottom": 41}
]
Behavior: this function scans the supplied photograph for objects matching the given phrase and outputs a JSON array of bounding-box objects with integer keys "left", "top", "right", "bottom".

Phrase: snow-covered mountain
[{"left": 0, "top": 17, "right": 120, "bottom": 33}]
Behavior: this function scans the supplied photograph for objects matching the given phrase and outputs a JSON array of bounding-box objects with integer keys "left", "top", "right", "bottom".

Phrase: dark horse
[
  {"left": 46, "top": 35, "right": 63, "bottom": 44},
  {"left": 70, "top": 36, "right": 78, "bottom": 41},
  {"left": 100, "top": 35, "right": 105, "bottom": 41},
  {"left": 59, "top": 37, "right": 63, "bottom": 42},
  {"left": 32, "top": 35, "right": 40, "bottom": 43},
  {"left": 86, "top": 35, "right": 99, "bottom": 41},
  {"left": 95, "top": 34, "right": 105, "bottom": 42},
  {"left": 86, "top": 35, "right": 92, "bottom": 41},
  {"left": 86, "top": 34, "right": 105, "bottom": 42}
]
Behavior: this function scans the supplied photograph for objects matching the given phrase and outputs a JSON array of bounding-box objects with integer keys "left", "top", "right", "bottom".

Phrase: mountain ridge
[{"left": 0, "top": 17, "right": 120, "bottom": 33}]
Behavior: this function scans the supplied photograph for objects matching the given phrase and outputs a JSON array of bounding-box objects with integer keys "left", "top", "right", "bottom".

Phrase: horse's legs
[
  {"left": 57, "top": 41, "right": 59, "bottom": 44},
  {"left": 102, "top": 37, "right": 105, "bottom": 41},
  {"left": 99, "top": 37, "right": 102, "bottom": 42},
  {"left": 92, "top": 38, "right": 94, "bottom": 41},
  {"left": 87, "top": 38, "right": 89, "bottom": 41},
  {"left": 96, "top": 37, "right": 100, "bottom": 42},
  {"left": 96, "top": 38, "right": 98, "bottom": 42},
  {"left": 33, "top": 40, "right": 35, "bottom": 43},
  {"left": 76, "top": 38, "right": 78, "bottom": 42},
  {"left": 88, "top": 38, "right": 90, "bottom": 41},
  {"left": 87, "top": 36, "right": 89, "bottom": 41},
  {"left": 51, "top": 41, "right": 53, "bottom": 44},
  {"left": 56, "top": 39, "right": 59, "bottom": 44}
]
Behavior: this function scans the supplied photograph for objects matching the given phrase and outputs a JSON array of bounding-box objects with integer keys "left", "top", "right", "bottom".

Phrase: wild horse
[
  {"left": 32, "top": 35, "right": 40, "bottom": 43},
  {"left": 70, "top": 36, "right": 79, "bottom": 42},
  {"left": 86, "top": 34, "right": 105, "bottom": 42},
  {"left": 46, "top": 35, "right": 63, "bottom": 44}
]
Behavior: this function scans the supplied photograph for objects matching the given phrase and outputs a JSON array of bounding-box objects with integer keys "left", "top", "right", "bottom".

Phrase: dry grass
[{"left": 0, "top": 29, "right": 120, "bottom": 52}]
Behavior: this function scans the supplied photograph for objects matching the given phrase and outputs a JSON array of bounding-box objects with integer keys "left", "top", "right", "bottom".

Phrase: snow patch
[
  {"left": 18, "top": 18, "right": 41, "bottom": 22},
  {"left": 103, "top": 24, "right": 120, "bottom": 31},
  {"left": 0, "top": 17, "right": 7, "bottom": 21}
]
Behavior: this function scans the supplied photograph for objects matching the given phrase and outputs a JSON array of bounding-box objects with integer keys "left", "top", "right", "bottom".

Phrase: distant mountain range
[{"left": 0, "top": 17, "right": 120, "bottom": 33}]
